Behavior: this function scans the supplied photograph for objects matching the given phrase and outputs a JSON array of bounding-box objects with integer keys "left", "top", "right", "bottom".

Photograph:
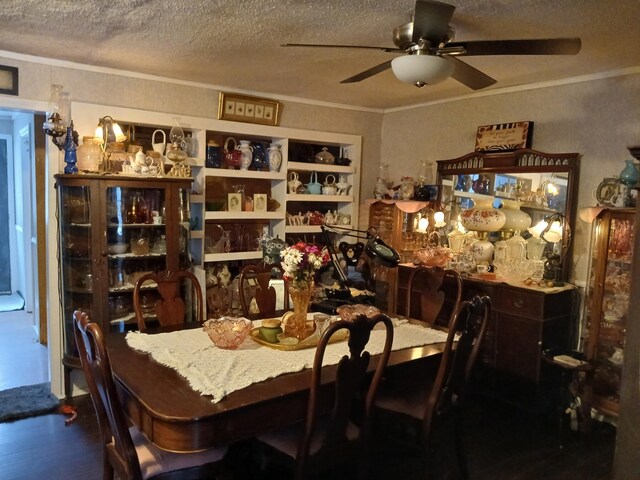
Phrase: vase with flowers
[{"left": 280, "top": 242, "right": 330, "bottom": 340}]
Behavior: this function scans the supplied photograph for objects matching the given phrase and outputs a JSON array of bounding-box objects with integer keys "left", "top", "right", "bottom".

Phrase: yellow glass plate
[{"left": 249, "top": 327, "right": 348, "bottom": 351}]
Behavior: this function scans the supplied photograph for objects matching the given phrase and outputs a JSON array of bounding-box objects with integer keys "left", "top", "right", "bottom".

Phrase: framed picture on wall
[
  {"left": 475, "top": 121, "right": 533, "bottom": 152},
  {"left": 218, "top": 92, "right": 282, "bottom": 126},
  {"left": 0, "top": 65, "right": 18, "bottom": 95}
]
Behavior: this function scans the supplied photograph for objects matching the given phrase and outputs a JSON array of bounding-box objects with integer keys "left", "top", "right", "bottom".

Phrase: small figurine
[{"left": 374, "top": 177, "right": 387, "bottom": 199}]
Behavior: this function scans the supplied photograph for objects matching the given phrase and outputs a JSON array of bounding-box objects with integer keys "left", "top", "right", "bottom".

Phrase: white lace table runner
[{"left": 125, "top": 318, "right": 449, "bottom": 403}]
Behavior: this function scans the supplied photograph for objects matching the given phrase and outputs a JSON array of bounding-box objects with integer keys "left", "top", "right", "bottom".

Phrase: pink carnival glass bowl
[{"left": 203, "top": 316, "right": 252, "bottom": 349}]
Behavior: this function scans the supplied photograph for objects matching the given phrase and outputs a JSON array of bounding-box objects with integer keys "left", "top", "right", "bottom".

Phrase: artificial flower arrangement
[{"left": 280, "top": 242, "right": 330, "bottom": 288}]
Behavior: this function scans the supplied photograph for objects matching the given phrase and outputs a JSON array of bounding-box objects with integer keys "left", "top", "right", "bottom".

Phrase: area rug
[{"left": 0, "top": 383, "right": 59, "bottom": 422}]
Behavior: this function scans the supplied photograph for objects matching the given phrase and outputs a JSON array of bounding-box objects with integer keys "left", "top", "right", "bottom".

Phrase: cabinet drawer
[
  {"left": 496, "top": 286, "right": 573, "bottom": 320},
  {"left": 495, "top": 288, "right": 544, "bottom": 319}
]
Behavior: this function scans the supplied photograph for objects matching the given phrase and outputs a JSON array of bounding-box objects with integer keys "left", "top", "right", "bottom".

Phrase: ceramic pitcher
[
  {"left": 268, "top": 143, "right": 282, "bottom": 172},
  {"left": 238, "top": 140, "right": 253, "bottom": 170}
]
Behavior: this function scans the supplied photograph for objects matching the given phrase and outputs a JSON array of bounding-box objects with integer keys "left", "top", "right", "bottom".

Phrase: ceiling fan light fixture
[{"left": 391, "top": 54, "right": 454, "bottom": 87}]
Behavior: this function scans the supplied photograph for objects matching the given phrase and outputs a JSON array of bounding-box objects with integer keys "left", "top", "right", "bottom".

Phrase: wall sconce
[
  {"left": 528, "top": 212, "right": 571, "bottom": 285},
  {"left": 43, "top": 84, "right": 77, "bottom": 151}
]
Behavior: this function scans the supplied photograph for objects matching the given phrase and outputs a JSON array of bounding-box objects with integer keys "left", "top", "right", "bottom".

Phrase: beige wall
[
  {"left": 4, "top": 53, "right": 638, "bottom": 287},
  {"left": 380, "top": 73, "right": 640, "bottom": 285},
  {"left": 0, "top": 55, "right": 383, "bottom": 204}
]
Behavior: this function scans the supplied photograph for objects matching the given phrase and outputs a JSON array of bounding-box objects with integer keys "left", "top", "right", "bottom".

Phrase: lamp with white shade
[
  {"left": 527, "top": 212, "right": 571, "bottom": 285},
  {"left": 94, "top": 116, "right": 127, "bottom": 172}
]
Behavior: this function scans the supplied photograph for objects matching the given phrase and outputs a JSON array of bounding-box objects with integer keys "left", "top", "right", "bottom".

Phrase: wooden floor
[{"left": 0, "top": 312, "right": 616, "bottom": 480}]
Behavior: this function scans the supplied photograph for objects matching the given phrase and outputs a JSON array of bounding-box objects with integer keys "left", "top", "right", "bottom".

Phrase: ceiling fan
[{"left": 282, "top": 0, "right": 581, "bottom": 90}]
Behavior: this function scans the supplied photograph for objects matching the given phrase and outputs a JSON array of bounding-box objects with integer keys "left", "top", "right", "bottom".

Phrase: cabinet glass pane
[
  {"left": 106, "top": 187, "right": 168, "bottom": 328},
  {"left": 587, "top": 212, "right": 634, "bottom": 412},
  {"left": 59, "top": 185, "right": 92, "bottom": 358}
]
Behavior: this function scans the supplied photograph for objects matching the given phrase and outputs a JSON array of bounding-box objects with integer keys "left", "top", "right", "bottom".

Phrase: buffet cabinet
[
  {"left": 55, "top": 174, "right": 192, "bottom": 391},
  {"left": 583, "top": 208, "right": 635, "bottom": 416},
  {"left": 397, "top": 265, "right": 576, "bottom": 408}
]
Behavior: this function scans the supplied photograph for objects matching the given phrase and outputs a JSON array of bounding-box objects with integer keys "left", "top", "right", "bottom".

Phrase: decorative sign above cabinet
[{"left": 475, "top": 121, "right": 533, "bottom": 153}]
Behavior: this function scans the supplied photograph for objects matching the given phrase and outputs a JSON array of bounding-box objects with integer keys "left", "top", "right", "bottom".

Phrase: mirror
[{"left": 436, "top": 148, "right": 580, "bottom": 280}]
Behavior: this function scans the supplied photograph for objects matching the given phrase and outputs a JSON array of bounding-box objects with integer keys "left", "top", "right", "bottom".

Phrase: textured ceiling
[{"left": 1, "top": 0, "right": 639, "bottom": 109}]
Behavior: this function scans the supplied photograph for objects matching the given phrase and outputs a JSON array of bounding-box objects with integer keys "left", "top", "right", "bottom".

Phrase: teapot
[
  {"left": 322, "top": 174, "right": 337, "bottom": 195},
  {"left": 308, "top": 211, "right": 324, "bottom": 225},
  {"left": 134, "top": 150, "right": 149, "bottom": 169},
  {"left": 306, "top": 171, "right": 322, "bottom": 194},
  {"left": 288, "top": 171, "right": 302, "bottom": 194},
  {"left": 223, "top": 137, "right": 242, "bottom": 169},
  {"left": 324, "top": 210, "right": 336, "bottom": 225}
]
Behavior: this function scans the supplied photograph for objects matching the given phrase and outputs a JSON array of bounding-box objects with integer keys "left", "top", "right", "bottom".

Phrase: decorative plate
[{"left": 595, "top": 177, "right": 623, "bottom": 207}]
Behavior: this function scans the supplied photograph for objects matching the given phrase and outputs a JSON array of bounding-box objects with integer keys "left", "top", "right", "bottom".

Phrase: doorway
[{"left": 0, "top": 109, "right": 49, "bottom": 391}]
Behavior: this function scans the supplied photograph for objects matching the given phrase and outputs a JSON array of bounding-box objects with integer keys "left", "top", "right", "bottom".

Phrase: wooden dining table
[{"left": 107, "top": 321, "right": 447, "bottom": 453}]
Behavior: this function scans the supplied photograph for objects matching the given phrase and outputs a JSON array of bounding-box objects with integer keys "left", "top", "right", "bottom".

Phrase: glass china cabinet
[
  {"left": 583, "top": 208, "right": 635, "bottom": 416},
  {"left": 55, "top": 174, "right": 192, "bottom": 394}
]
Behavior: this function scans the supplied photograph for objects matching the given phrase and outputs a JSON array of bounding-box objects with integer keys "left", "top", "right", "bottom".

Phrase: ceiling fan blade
[
  {"left": 340, "top": 60, "right": 393, "bottom": 84},
  {"left": 447, "top": 38, "right": 581, "bottom": 56},
  {"left": 412, "top": 0, "right": 456, "bottom": 44},
  {"left": 447, "top": 57, "right": 497, "bottom": 90},
  {"left": 281, "top": 43, "right": 402, "bottom": 53}
]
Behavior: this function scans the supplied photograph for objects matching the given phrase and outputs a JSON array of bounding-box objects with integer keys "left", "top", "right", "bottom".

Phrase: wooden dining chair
[
  {"left": 252, "top": 313, "right": 394, "bottom": 480},
  {"left": 72, "top": 310, "right": 228, "bottom": 480},
  {"left": 373, "top": 295, "right": 491, "bottom": 480},
  {"left": 404, "top": 266, "right": 462, "bottom": 328},
  {"left": 238, "top": 263, "right": 289, "bottom": 317},
  {"left": 133, "top": 269, "right": 204, "bottom": 332}
]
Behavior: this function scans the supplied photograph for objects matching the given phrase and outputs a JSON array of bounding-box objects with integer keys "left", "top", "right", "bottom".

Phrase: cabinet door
[
  {"left": 585, "top": 210, "right": 634, "bottom": 415},
  {"left": 495, "top": 313, "right": 542, "bottom": 381},
  {"left": 103, "top": 184, "right": 177, "bottom": 329},
  {"left": 58, "top": 182, "right": 97, "bottom": 361}
]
